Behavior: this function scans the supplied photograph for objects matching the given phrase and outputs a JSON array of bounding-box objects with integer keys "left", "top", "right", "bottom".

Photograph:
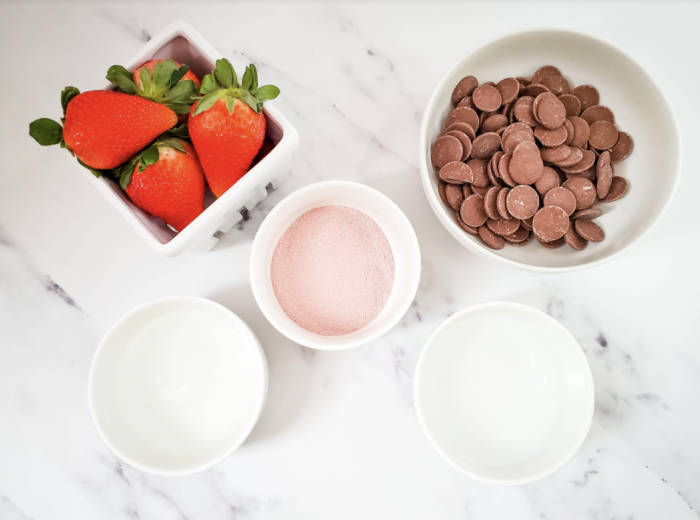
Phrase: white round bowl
[
  {"left": 419, "top": 29, "right": 681, "bottom": 272},
  {"left": 88, "top": 296, "right": 268, "bottom": 476},
  {"left": 250, "top": 181, "right": 421, "bottom": 350},
  {"left": 414, "top": 302, "right": 594, "bottom": 485}
]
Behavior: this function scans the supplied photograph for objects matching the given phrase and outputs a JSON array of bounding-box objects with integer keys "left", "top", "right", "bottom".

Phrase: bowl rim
[
  {"left": 413, "top": 301, "right": 595, "bottom": 485},
  {"left": 250, "top": 180, "right": 422, "bottom": 350},
  {"left": 418, "top": 27, "right": 682, "bottom": 273},
  {"left": 87, "top": 295, "right": 269, "bottom": 476}
]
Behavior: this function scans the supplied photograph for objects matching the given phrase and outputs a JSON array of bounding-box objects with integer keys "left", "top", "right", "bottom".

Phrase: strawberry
[
  {"left": 188, "top": 60, "right": 279, "bottom": 197},
  {"left": 29, "top": 87, "right": 178, "bottom": 174},
  {"left": 129, "top": 59, "right": 201, "bottom": 124},
  {"left": 133, "top": 60, "right": 201, "bottom": 89},
  {"left": 106, "top": 58, "right": 199, "bottom": 116},
  {"left": 114, "top": 129, "right": 205, "bottom": 231}
]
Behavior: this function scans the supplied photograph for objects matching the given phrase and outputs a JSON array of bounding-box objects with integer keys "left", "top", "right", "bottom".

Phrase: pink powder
[{"left": 270, "top": 205, "right": 395, "bottom": 336}]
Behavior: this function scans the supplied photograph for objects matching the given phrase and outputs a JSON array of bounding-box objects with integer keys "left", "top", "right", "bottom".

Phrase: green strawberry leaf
[
  {"left": 214, "top": 59, "right": 235, "bottom": 88},
  {"left": 29, "top": 118, "right": 63, "bottom": 146},
  {"left": 230, "top": 62, "right": 239, "bottom": 89},
  {"left": 77, "top": 158, "right": 105, "bottom": 178},
  {"left": 153, "top": 59, "right": 179, "bottom": 92},
  {"left": 250, "top": 65, "right": 259, "bottom": 90},
  {"left": 107, "top": 74, "right": 137, "bottom": 95},
  {"left": 225, "top": 97, "right": 235, "bottom": 115},
  {"left": 167, "top": 125, "right": 190, "bottom": 139},
  {"left": 253, "top": 85, "right": 280, "bottom": 102},
  {"left": 160, "top": 137, "right": 188, "bottom": 154},
  {"left": 139, "top": 67, "right": 153, "bottom": 96},
  {"left": 141, "top": 145, "right": 160, "bottom": 168},
  {"left": 106, "top": 65, "right": 131, "bottom": 80},
  {"left": 193, "top": 92, "right": 221, "bottom": 116},
  {"left": 60, "top": 86, "right": 80, "bottom": 114},
  {"left": 117, "top": 160, "right": 136, "bottom": 189},
  {"left": 199, "top": 73, "right": 218, "bottom": 95},
  {"left": 240, "top": 65, "right": 253, "bottom": 90},
  {"left": 162, "top": 79, "right": 198, "bottom": 103},
  {"left": 106, "top": 65, "right": 137, "bottom": 95},
  {"left": 237, "top": 90, "right": 263, "bottom": 114},
  {"left": 166, "top": 102, "right": 193, "bottom": 115},
  {"left": 170, "top": 64, "right": 190, "bottom": 86}
]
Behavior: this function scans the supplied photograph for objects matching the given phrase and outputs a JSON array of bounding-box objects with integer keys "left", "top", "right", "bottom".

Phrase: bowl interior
[
  {"left": 415, "top": 303, "right": 594, "bottom": 484},
  {"left": 420, "top": 29, "right": 680, "bottom": 270},
  {"left": 251, "top": 182, "right": 421, "bottom": 350},
  {"left": 89, "top": 298, "right": 267, "bottom": 475}
]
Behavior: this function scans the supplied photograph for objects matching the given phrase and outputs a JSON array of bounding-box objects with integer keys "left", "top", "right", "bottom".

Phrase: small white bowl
[
  {"left": 414, "top": 302, "right": 594, "bottom": 485},
  {"left": 88, "top": 297, "right": 268, "bottom": 476},
  {"left": 250, "top": 181, "right": 421, "bottom": 350},
  {"left": 419, "top": 29, "right": 681, "bottom": 272}
]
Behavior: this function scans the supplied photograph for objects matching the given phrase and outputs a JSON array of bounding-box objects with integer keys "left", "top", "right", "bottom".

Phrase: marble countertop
[{"left": 1, "top": 2, "right": 699, "bottom": 519}]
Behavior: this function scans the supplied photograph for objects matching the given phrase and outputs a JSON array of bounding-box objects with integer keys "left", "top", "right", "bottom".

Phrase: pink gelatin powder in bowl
[{"left": 270, "top": 206, "right": 395, "bottom": 336}]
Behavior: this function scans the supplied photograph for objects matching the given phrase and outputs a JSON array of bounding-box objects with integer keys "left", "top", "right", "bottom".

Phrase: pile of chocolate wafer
[{"left": 432, "top": 65, "right": 633, "bottom": 250}]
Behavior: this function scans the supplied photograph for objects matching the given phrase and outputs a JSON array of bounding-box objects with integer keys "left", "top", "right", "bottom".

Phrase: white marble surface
[{"left": 1, "top": 2, "right": 699, "bottom": 519}]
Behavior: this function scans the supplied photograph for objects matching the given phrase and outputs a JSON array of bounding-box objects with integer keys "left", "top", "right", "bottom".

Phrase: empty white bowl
[
  {"left": 419, "top": 29, "right": 681, "bottom": 271},
  {"left": 414, "top": 302, "right": 594, "bottom": 485},
  {"left": 250, "top": 181, "right": 421, "bottom": 350},
  {"left": 88, "top": 296, "right": 268, "bottom": 476}
]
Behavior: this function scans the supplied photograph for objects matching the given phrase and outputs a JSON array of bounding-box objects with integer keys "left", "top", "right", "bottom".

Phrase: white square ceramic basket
[{"left": 82, "top": 21, "right": 298, "bottom": 255}]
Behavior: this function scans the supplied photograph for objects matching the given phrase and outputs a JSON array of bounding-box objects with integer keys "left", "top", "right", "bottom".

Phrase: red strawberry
[
  {"left": 116, "top": 133, "right": 205, "bottom": 231},
  {"left": 29, "top": 87, "right": 177, "bottom": 173},
  {"left": 133, "top": 60, "right": 201, "bottom": 89},
  {"left": 188, "top": 60, "right": 279, "bottom": 197}
]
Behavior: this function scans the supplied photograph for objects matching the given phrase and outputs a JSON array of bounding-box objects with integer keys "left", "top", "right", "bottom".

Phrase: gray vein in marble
[
  {"left": 392, "top": 345, "right": 411, "bottom": 379},
  {"left": 0, "top": 227, "right": 83, "bottom": 314},
  {"left": 149, "top": 488, "right": 188, "bottom": 520},
  {"left": 596, "top": 332, "right": 608, "bottom": 348},
  {"left": 329, "top": 5, "right": 423, "bottom": 121},
  {"left": 86, "top": 457, "right": 141, "bottom": 519},
  {"left": 114, "top": 460, "right": 130, "bottom": 487},
  {"left": 636, "top": 392, "right": 670, "bottom": 410},
  {"left": 647, "top": 465, "right": 697, "bottom": 515},
  {"left": 341, "top": 61, "right": 382, "bottom": 105},
  {"left": 572, "top": 470, "right": 599, "bottom": 487},
  {"left": 676, "top": 490, "right": 695, "bottom": 512},
  {"left": 363, "top": 47, "right": 423, "bottom": 124},
  {"left": 98, "top": 11, "right": 150, "bottom": 42},
  {"left": 0, "top": 493, "right": 34, "bottom": 520},
  {"left": 102, "top": 457, "right": 192, "bottom": 520},
  {"left": 545, "top": 296, "right": 565, "bottom": 320},
  {"left": 0, "top": 227, "right": 15, "bottom": 248},
  {"left": 539, "top": 288, "right": 677, "bottom": 432},
  {"left": 226, "top": 46, "right": 420, "bottom": 170},
  {"left": 301, "top": 345, "right": 316, "bottom": 363},
  {"left": 44, "top": 276, "right": 81, "bottom": 311},
  {"left": 206, "top": 469, "right": 282, "bottom": 519}
]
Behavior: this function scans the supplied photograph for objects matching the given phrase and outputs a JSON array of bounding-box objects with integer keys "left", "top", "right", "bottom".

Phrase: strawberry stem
[
  {"left": 106, "top": 59, "right": 199, "bottom": 115},
  {"left": 193, "top": 59, "right": 279, "bottom": 116},
  {"left": 113, "top": 125, "right": 190, "bottom": 189}
]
